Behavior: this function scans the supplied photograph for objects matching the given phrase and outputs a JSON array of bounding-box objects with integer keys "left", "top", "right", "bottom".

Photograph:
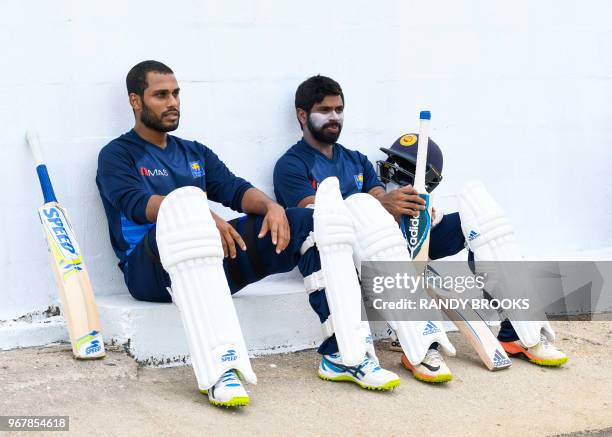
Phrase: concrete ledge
[
  {"left": 99, "top": 275, "right": 327, "bottom": 366},
  {"left": 0, "top": 316, "right": 67, "bottom": 350}
]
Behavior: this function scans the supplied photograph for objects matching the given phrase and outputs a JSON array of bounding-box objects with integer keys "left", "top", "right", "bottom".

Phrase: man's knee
[
  {"left": 286, "top": 207, "right": 314, "bottom": 231},
  {"left": 286, "top": 207, "right": 314, "bottom": 250},
  {"left": 429, "top": 212, "right": 466, "bottom": 259},
  {"left": 126, "top": 273, "right": 172, "bottom": 303}
]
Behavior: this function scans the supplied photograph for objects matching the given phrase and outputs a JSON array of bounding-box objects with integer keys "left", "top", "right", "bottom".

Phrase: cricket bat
[
  {"left": 26, "top": 131, "right": 105, "bottom": 359},
  {"left": 398, "top": 112, "right": 511, "bottom": 371},
  {"left": 404, "top": 111, "right": 433, "bottom": 265}
]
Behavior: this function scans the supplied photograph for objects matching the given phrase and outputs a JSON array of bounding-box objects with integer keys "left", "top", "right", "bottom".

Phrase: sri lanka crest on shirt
[
  {"left": 354, "top": 173, "right": 364, "bottom": 191},
  {"left": 190, "top": 161, "right": 205, "bottom": 178}
]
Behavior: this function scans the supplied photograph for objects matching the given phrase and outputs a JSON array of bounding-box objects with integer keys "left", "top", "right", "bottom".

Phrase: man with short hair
[
  {"left": 97, "top": 61, "right": 331, "bottom": 407},
  {"left": 274, "top": 75, "right": 456, "bottom": 382},
  {"left": 273, "top": 75, "right": 568, "bottom": 383}
]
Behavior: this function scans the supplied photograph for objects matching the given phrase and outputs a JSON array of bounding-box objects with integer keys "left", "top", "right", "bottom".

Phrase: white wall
[{"left": 2, "top": 0, "right": 611, "bottom": 320}]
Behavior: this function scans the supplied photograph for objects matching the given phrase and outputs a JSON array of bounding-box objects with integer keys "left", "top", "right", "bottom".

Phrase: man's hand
[
  {"left": 373, "top": 185, "right": 426, "bottom": 221},
  {"left": 211, "top": 211, "right": 246, "bottom": 259},
  {"left": 258, "top": 203, "right": 290, "bottom": 254}
]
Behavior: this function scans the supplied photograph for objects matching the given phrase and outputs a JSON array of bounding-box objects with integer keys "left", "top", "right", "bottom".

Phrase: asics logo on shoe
[
  {"left": 423, "top": 321, "right": 440, "bottom": 336},
  {"left": 420, "top": 361, "right": 441, "bottom": 372}
]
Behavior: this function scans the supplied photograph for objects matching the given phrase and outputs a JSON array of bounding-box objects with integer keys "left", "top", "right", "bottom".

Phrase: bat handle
[
  {"left": 414, "top": 111, "right": 431, "bottom": 194},
  {"left": 26, "top": 130, "right": 45, "bottom": 166},
  {"left": 26, "top": 131, "right": 58, "bottom": 203}
]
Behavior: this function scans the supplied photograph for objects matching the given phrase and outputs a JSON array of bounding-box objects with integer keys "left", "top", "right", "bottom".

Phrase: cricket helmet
[{"left": 377, "top": 133, "right": 443, "bottom": 192}]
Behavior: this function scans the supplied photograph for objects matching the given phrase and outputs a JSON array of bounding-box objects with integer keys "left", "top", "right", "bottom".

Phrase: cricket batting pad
[
  {"left": 314, "top": 177, "right": 377, "bottom": 366},
  {"left": 458, "top": 180, "right": 555, "bottom": 347},
  {"left": 345, "top": 193, "right": 456, "bottom": 365},
  {"left": 157, "top": 187, "right": 257, "bottom": 390}
]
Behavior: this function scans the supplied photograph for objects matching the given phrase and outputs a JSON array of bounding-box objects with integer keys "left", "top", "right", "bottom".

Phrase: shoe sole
[
  {"left": 200, "top": 390, "right": 250, "bottom": 407},
  {"left": 318, "top": 373, "right": 400, "bottom": 391},
  {"left": 400, "top": 357, "right": 452, "bottom": 383},
  {"left": 500, "top": 342, "right": 568, "bottom": 367}
]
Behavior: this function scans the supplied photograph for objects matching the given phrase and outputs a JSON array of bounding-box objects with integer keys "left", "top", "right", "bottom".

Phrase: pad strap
[
  {"left": 303, "top": 270, "right": 325, "bottom": 292},
  {"left": 300, "top": 231, "right": 316, "bottom": 256}
]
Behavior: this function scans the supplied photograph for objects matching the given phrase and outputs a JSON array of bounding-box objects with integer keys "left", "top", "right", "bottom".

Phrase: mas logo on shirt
[
  {"left": 139, "top": 166, "right": 169, "bottom": 177},
  {"left": 354, "top": 173, "right": 364, "bottom": 190},
  {"left": 189, "top": 161, "right": 205, "bottom": 178}
]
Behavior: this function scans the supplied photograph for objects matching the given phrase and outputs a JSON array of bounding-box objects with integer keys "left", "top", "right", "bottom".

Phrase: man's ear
[
  {"left": 129, "top": 93, "right": 142, "bottom": 112},
  {"left": 296, "top": 108, "right": 308, "bottom": 127}
]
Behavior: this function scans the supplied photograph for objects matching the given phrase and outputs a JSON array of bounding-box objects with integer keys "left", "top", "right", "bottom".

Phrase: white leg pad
[
  {"left": 345, "top": 193, "right": 456, "bottom": 365},
  {"left": 157, "top": 187, "right": 257, "bottom": 390},
  {"left": 458, "top": 180, "right": 555, "bottom": 347},
  {"left": 314, "top": 177, "right": 376, "bottom": 366}
]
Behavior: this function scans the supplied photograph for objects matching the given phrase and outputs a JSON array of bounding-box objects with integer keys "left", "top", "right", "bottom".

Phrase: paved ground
[{"left": 1, "top": 321, "right": 611, "bottom": 437}]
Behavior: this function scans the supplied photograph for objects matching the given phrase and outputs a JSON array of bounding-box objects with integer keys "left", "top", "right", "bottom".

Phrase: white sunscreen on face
[{"left": 309, "top": 110, "right": 344, "bottom": 129}]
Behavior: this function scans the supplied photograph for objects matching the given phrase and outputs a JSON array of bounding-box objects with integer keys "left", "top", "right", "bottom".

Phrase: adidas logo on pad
[
  {"left": 468, "top": 230, "right": 480, "bottom": 241},
  {"left": 422, "top": 321, "right": 440, "bottom": 336}
]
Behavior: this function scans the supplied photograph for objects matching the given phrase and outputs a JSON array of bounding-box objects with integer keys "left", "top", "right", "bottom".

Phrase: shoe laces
[
  {"left": 358, "top": 355, "right": 380, "bottom": 373},
  {"left": 423, "top": 349, "right": 443, "bottom": 367},
  {"left": 537, "top": 334, "right": 559, "bottom": 352}
]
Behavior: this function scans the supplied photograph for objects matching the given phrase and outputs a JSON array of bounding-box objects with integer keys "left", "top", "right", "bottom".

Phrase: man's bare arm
[
  {"left": 368, "top": 185, "right": 425, "bottom": 221},
  {"left": 145, "top": 194, "right": 165, "bottom": 222},
  {"left": 241, "top": 188, "right": 290, "bottom": 253},
  {"left": 297, "top": 195, "right": 316, "bottom": 208}
]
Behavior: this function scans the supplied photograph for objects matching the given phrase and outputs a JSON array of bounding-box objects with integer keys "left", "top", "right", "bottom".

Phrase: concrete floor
[{"left": 1, "top": 321, "right": 611, "bottom": 437}]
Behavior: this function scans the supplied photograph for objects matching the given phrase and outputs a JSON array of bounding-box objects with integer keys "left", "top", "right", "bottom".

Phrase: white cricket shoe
[
  {"left": 319, "top": 353, "right": 400, "bottom": 391},
  {"left": 401, "top": 348, "right": 453, "bottom": 383},
  {"left": 501, "top": 334, "right": 568, "bottom": 367},
  {"left": 201, "top": 369, "right": 250, "bottom": 407}
]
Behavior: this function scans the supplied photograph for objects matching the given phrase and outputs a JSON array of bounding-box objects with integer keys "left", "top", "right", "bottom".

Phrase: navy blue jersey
[
  {"left": 96, "top": 129, "right": 253, "bottom": 264},
  {"left": 273, "top": 139, "right": 383, "bottom": 208}
]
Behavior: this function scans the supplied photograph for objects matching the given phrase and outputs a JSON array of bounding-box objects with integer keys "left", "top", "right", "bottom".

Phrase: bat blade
[
  {"left": 426, "top": 281, "right": 511, "bottom": 371},
  {"left": 28, "top": 131, "right": 105, "bottom": 359}
]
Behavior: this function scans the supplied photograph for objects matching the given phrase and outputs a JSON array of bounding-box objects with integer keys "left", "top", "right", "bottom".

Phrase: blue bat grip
[
  {"left": 420, "top": 110, "right": 431, "bottom": 120},
  {"left": 36, "top": 165, "right": 58, "bottom": 203}
]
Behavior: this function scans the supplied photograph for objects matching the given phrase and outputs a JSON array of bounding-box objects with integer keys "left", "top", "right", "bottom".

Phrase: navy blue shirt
[
  {"left": 273, "top": 139, "right": 383, "bottom": 208},
  {"left": 96, "top": 130, "right": 253, "bottom": 264}
]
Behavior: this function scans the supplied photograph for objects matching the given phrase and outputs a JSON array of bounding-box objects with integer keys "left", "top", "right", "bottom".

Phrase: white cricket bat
[
  {"left": 397, "top": 111, "right": 511, "bottom": 371},
  {"left": 407, "top": 111, "right": 433, "bottom": 266},
  {"left": 26, "top": 131, "right": 105, "bottom": 359}
]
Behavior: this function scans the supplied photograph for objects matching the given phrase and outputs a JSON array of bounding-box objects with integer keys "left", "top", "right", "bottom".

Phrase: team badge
[
  {"left": 354, "top": 173, "right": 364, "bottom": 190},
  {"left": 189, "top": 161, "right": 205, "bottom": 178},
  {"left": 399, "top": 134, "right": 417, "bottom": 147}
]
